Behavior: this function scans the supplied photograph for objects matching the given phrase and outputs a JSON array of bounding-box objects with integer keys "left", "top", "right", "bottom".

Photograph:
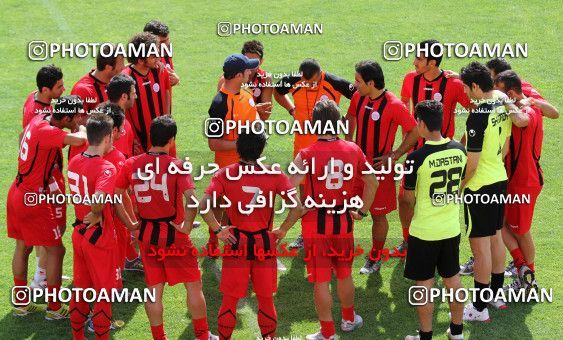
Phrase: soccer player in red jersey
[
  {"left": 200, "top": 131, "right": 302, "bottom": 340},
  {"left": 494, "top": 71, "right": 545, "bottom": 291},
  {"left": 68, "top": 113, "right": 136, "bottom": 340},
  {"left": 217, "top": 40, "right": 273, "bottom": 114},
  {"left": 115, "top": 116, "right": 216, "bottom": 340},
  {"left": 8, "top": 96, "right": 87, "bottom": 318},
  {"left": 22, "top": 65, "right": 64, "bottom": 128},
  {"left": 397, "top": 40, "right": 472, "bottom": 254},
  {"left": 21, "top": 65, "right": 66, "bottom": 290},
  {"left": 106, "top": 74, "right": 137, "bottom": 159},
  {"left": 275, "top": 59, "right": 356, "bottom": 250},
  {"left": 71, "top": 44, "right": 125, "bottom": 113},
  {"left": 485, "top": 58, "right": 559, "bottom": 119},
  {"left": 344, "top": 60, "right": 419, "bottom": 274},
  {"left": 289, "top": 100, "right": 377, "bottom": 340},
  {"left": 144, "top": 20, "right": 180, "bottom": 88},
  {"left": 68, "top": 46, "right": 125, "bottom": 160},
  {"left": 122, "top": 32, "right": 172, "bottom": 156}
]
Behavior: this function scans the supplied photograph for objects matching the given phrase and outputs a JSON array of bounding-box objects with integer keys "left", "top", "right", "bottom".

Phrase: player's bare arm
[
  {"left": 63, "top": 125, "right": 88, "bottom": 146},
  {"left": 528, "top": 97, "right": 559, "bottom": 119},
  {"left": 166, "top": 65, "right": 180, "bottom": 86},
  {"left": 402, "top": 189, "right": 416, "bottom": 210},
  {"left": 497, "top": 91, "right": 529, "bottom": 127},
  {"left": 83, "top": 190, "right": 105, "bottom": 227},
  {"left": 273, "top": 91, "right": 295, "bottom": 115},
  {"left": 199, "top": 193, "right": 237, "bottom": 244},
  {"left": 115, "top": 187, "right": 139, "bottom": 231},
  {"left": 261, "top": 75, "right": 274, "bottom": 106},
  {"left": 256, "top": 102, "right": 272, "bottom": 120},
  {"left": 373, "top": 126, "right": 420, "bottom": 168},
  {"left": 460, "top": 152, "right": 480, "bottom": 191},
  {"left": 271, "top": 197, "right": 303, "bottom": 241},
  {"left": 172, "top": 188, "right": 198, "bottom": 235},
  {"left": 344, "top": 113, "right": 356, "bottom": 141}
]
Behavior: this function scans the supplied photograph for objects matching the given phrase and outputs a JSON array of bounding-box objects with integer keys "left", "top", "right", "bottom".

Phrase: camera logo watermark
[
  {"left": 28, "top": 41, "right": 173, "bottom": 61},
  {"left": 383, "top": 41, "right": 528, "bottom": 61},
  {"left": 217, "top": 22, "right": 323, "bottom": 37},
  {"left": 12, "top": 286, "right": 155, "bottom": 306},
  {"left": 408, "top": 286, "right": 552, "bottom": 306},
  {"left": 204, "top": 118, "right": 349, "bottom": 138},
  {"left": 431, "top": 193, "right": 530, "bottom": 207},
  {"left": 24, "top": 193, "right": 123, "bottom": 206}
]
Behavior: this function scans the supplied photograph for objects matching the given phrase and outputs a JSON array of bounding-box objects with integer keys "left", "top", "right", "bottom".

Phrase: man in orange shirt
[
  {"left": 206, "top": 53, "right": 271, "bottom": 252},
  {"left": 274, "top": 58, "right": 356, "bottom": 249}
]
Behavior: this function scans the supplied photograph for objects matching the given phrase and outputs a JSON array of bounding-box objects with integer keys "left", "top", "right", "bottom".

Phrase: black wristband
[
  {"left": 357, "top": 209, "right": 368, "bottom": 217},
  {"left": 213, "top": 226, "right": 223, "bottom": 235}
]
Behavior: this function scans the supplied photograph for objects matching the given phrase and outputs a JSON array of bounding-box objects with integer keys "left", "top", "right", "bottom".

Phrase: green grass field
[{"left": 0, "top": 1, "right": 561, "bottom": 339}]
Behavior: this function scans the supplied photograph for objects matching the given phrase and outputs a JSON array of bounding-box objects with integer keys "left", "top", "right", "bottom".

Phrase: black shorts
[
  {"left": 404, "top": 234, "right": 460, "bottom": 281},
  {"left": 464, "top": 180, "right": 507, "bottom": 238}
]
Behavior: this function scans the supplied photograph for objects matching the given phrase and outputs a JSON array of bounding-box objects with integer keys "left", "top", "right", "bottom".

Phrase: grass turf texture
[{"left": 0, "top": 0, "right": 561, "bottom": 339}]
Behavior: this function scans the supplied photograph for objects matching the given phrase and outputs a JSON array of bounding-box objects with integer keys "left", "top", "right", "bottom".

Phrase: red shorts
[
  {"left": 139, "top": 237, "right": 201, "bottom": 287},
  {"left": 355, "top": 174, "right": 397, "bottom": 216},
  {"left": 72, "top": 229, "right": 119, "bottom": 290},
  {"left": 505, "top": 185, "right": 541, "bottom": 234},
  {"left": 221, "top": 256, "right": 277, "bottom": 298},
  {"left": 114, "top": 218, "right": 130, "bottom": 271},
  {"left": 220, "top": 228, "right": 277, "bottom": 298},
  {"left": 303, "top": 234, "right": 354, "bottom": 283},
  {"left": 7, "top": 183, "right": 63, "bottom": 247}
]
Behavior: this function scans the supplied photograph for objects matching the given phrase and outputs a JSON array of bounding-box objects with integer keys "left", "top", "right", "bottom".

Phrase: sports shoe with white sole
[
  {"left": 462, "top": 303, "right": 490, "bottom": 322},
  {"left": 390, "top": 240, "right": 408, "bottom": 257},
  {"left": 305, "top": 331, "right": 336, "bottom": 340},
  {"left": 404, "top": 332, "right": 421, "bottom": 340},
  {"left": 276, "top": 258, "right": 287, "bottom": 272},
  {"left": 124, "top": 257, "right": 144, "bottom": 272},
  {"left": 13, "top": 302, "right": 46, "bottom": 317},
  {"left": 459, "top": 257, "right": 474, "bottom": 276},
  {"left": 503, "top": 277, "right": 523, "bottom": 292},
  {"left": 504, "top": 261, "right": 517, "bottom": 277},
  {"left": 359, "top": 258, "right": 382, "bottom": 274},
  {"left": 87, "top": 317, "right": 124, "bottom": 333},
  {"left": 341, "top": 313, "right": 363, "bottom": 332},
  {"left": 45, "top": 304, "right": 70, "bottom": 320},
  {"left": 289, "top": 234, "right": 304, "bottom": 250},
  {"left": 30, "top": 279, "right": 47, "bottom": 290},
  {"left": 519, "top": 265, "right": 538, "bottom": 292},
  {"left": 446, "top": 328, "right": 464, "bottom": 339},
  {"left": 489, "top": 299, "right": 508, "bottom": 309}
]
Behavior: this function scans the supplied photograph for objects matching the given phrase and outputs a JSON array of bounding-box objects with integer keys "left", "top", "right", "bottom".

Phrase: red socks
[
  {"left": 92, "top": 301, "right": 112, "bottom": 340},
  {"left": 370, "top": 240, "right": 385, "bottom": 258},
  {"left": 528, "top": 263, "right": 535, "bottom": 272},
  {"left": 47, "top": 282, "right": 61, "bottom": 311},
  {"left": 150, "top": 323, "right": 167, "bottom": 340},
  {"left": 402, "top": 227, "right": 409, "bottom": 242},
  {"left": 320, "top": 320, "right": 335, "bottom": 338},
  {"left": 193, "top": 317, "right": 209, "bottom": 340},
  {"left": 70, "top": 298, "right": 89, "bottom": 340},
  {"left": 342, "top": 306, "right": 354, "bottom": 322},
  {"left": 218, "top": 295, "right": 239, "bottom": 340},
  {"left": 256, "top": 295, "right": 277, "bottom": 339},
  {"left": 510, "top": 248, "right": 526, "bottom": 269}
]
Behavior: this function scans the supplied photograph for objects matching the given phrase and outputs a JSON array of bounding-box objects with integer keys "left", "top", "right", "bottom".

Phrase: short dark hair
[
  {"left": 415, "top": 100, "right": 443, "bottom": 132},
  {"left": 52, "top": 95, "right": 83, "bottom": 121},
  {"left": 143, "top": 20, "right": 170, "bottom": 37},
  {"left": 299, "top": 58, "right": 321, "bottom": 80},
  {"left": 236, "top": 132, "right": 267, "bottom": 161},
  {"left": 128, "top": 32, "right": 158, "bottom": 64},
  {"left": 150, "top": 116, "right": 177, "bottom": 147},
  {"left": 495, "top": 70, "right": 522, "bottom": 94},
  {"left": 460, "top": 61, "right": 494, "bottom": 92},
  {"left": 418, "top": 39, "right": 442, "bottom": 67},
  {"left": 96, "top": 102, "right": 125, "bottom": 130},
  {"left": 86, "top": 113, "right": 114, "bottom": 146},
  {"left": 36, "top": 65, "right": 63, "bottom": 91},
  {"left": 486, "top": 58, "right": 512, "bottom": 77},
  {"left": 355, "top": 60, "right": 385, "bottom": 89},
  {"left": 96, "top": 44, "right": 119, "bottom": 71},
  {"left": 241, "top": 40, "right": 264, "bottom": 59},
  {"left": 312, "top": 99, "right": 341, "bottom": 135},
  {"left": 107, "top": 74, "right": 135, "bottom": 102}
]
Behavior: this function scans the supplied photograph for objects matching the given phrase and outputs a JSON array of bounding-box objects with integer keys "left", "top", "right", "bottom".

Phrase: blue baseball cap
[{"left": 223, "top": 54, "right": 259, "bottom": 77}]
